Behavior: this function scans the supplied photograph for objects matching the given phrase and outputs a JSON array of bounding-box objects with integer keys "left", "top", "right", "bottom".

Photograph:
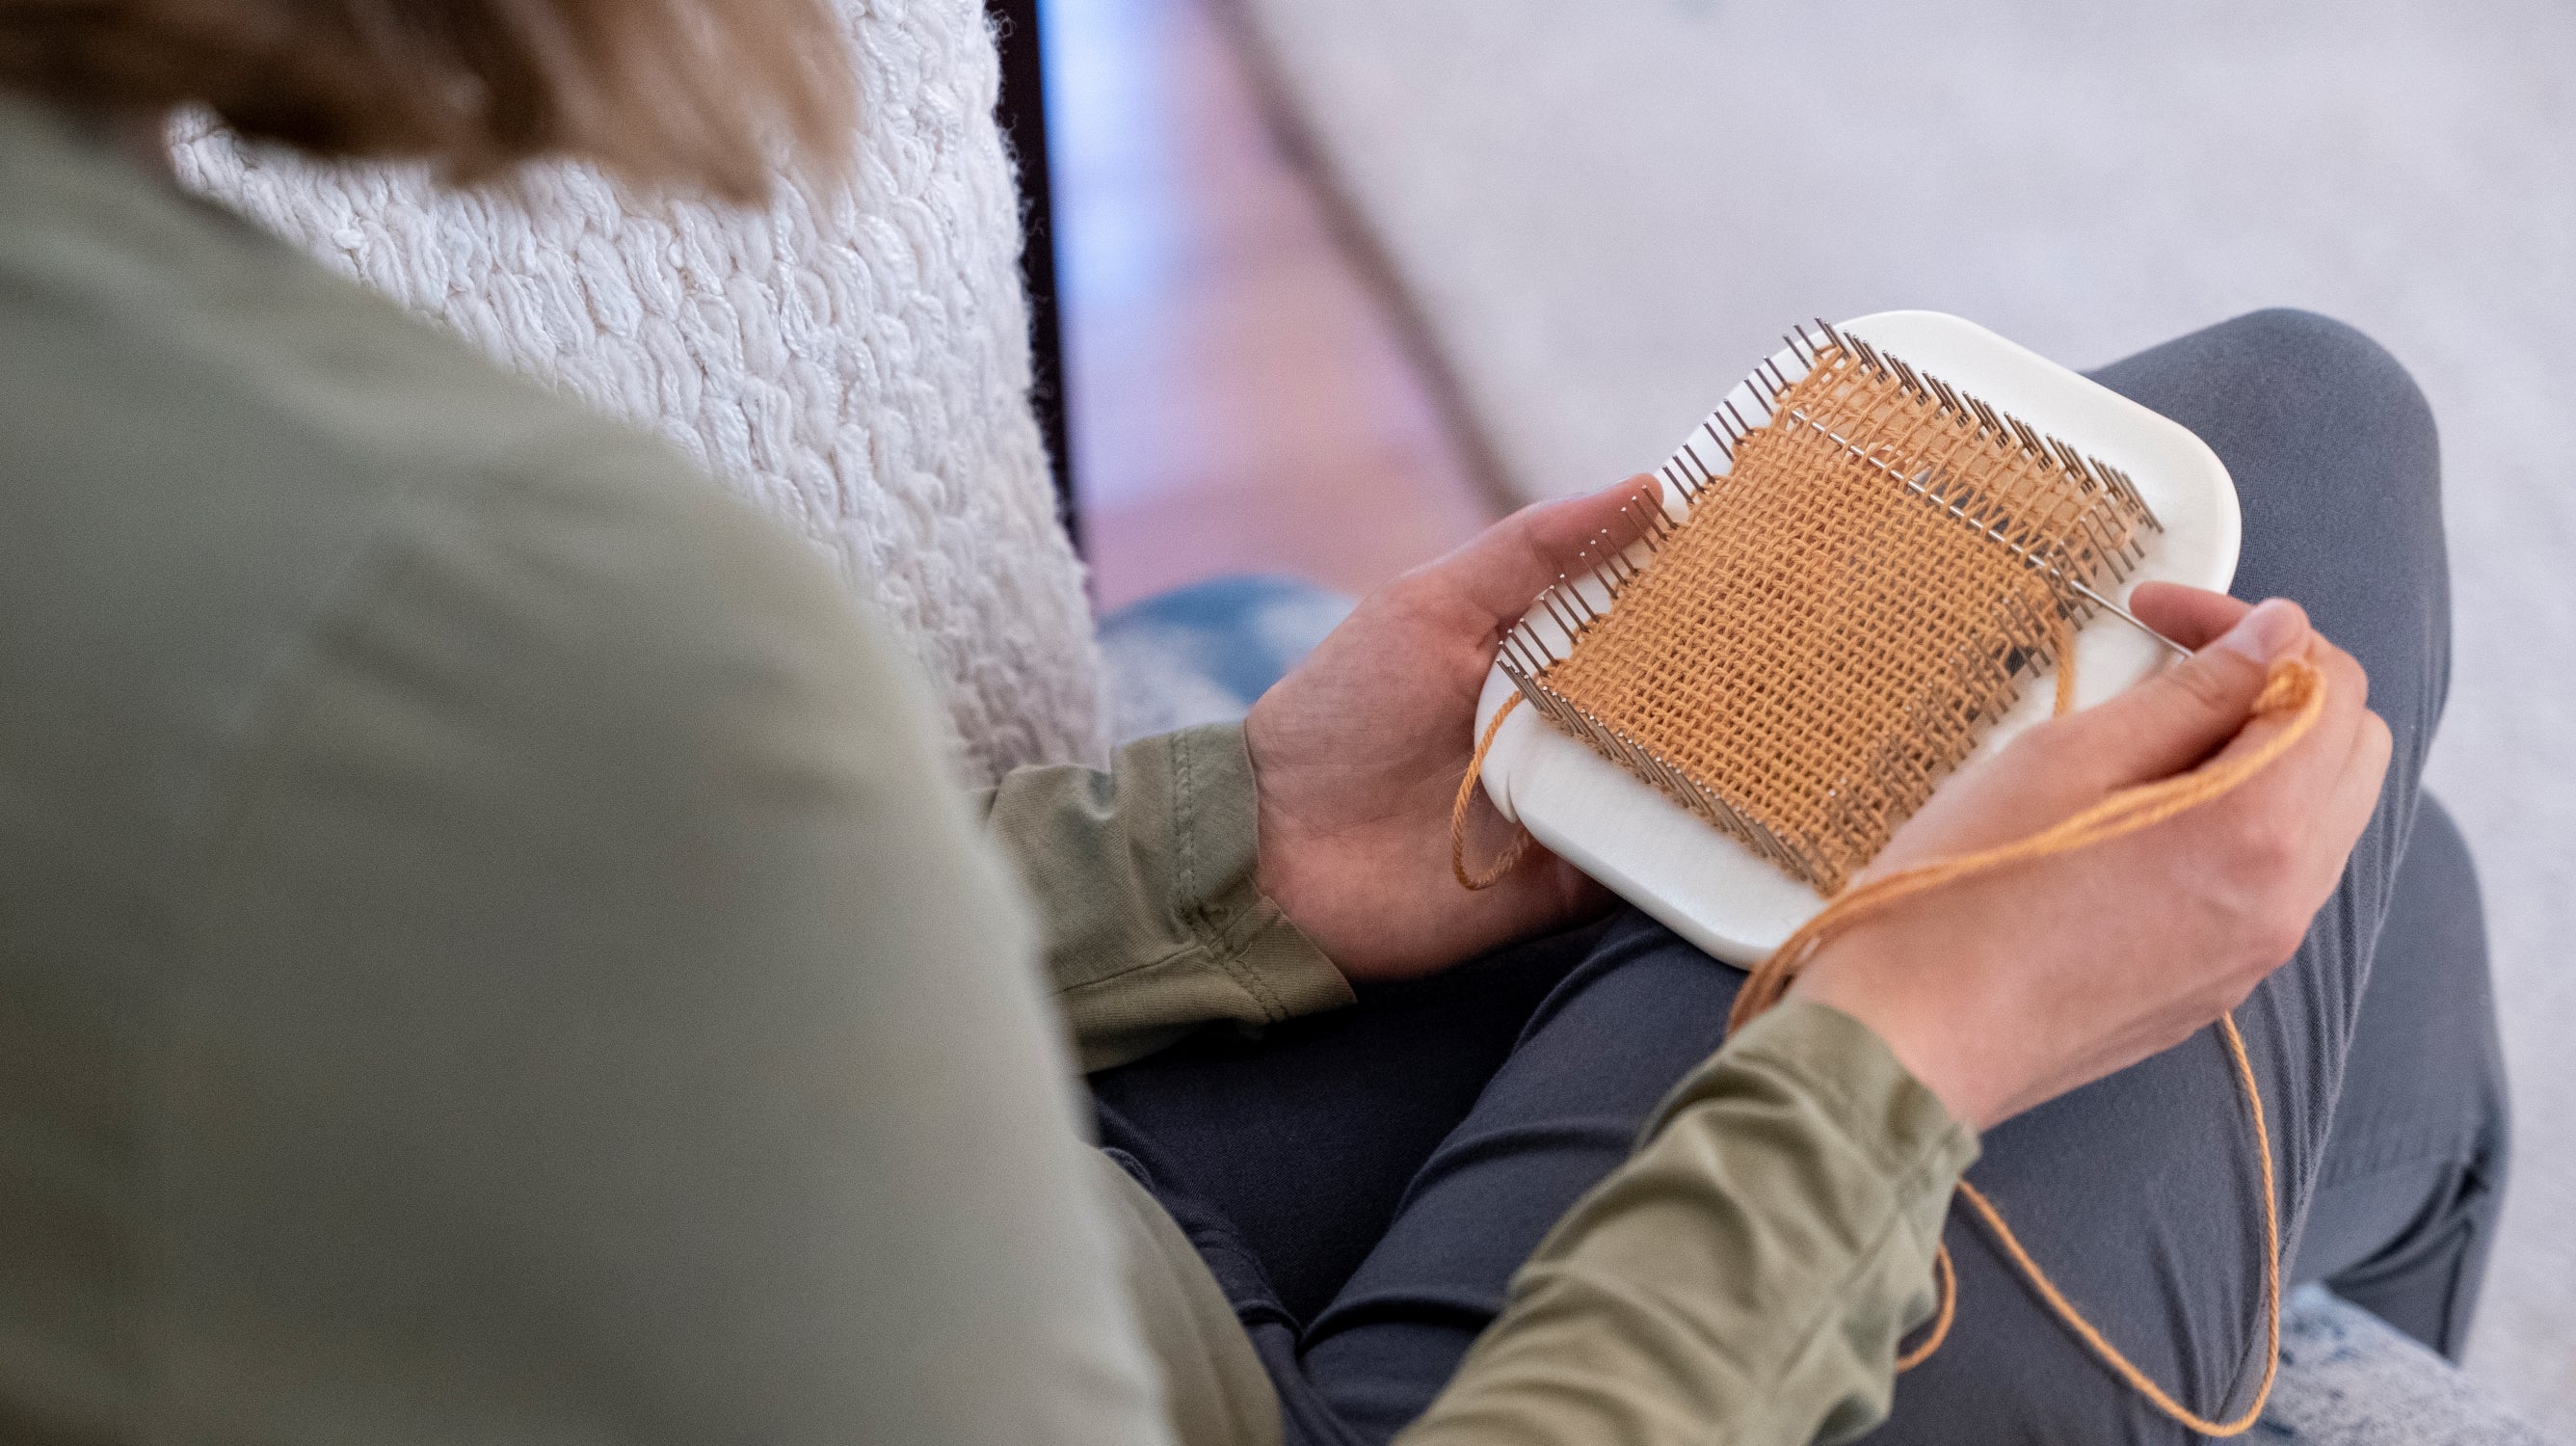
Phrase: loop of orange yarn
[
  {"left": 1952, "top": 1011, "right": 2281, "bottom": 1433},
  {"left": 1732, "top": 656, "right": 2323, "bottom": 1433},
  {"left": 1452, "top": 692, "right": 1536, "bottom": 891}
]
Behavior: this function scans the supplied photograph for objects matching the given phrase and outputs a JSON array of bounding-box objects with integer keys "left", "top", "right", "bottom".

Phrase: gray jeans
[{"left": 1096, "top": 309, "right": 2507, "bottom": 1445}]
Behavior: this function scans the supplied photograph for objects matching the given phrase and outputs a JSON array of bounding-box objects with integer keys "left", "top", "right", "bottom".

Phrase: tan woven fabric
[{"left": 1531, "top": 346, "right": 2155, "bottom": 893}]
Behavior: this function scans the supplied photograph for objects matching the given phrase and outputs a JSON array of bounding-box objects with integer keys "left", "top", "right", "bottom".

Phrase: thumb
[
  {"left": 2054, "top": 598, "right": 2311, "bottom": 785},
  {"left": 1426, "top": 475, "right": 1660, "bottom": 625}
]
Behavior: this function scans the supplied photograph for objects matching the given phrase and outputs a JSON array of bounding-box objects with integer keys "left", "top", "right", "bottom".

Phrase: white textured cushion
[{"left": 173, "top": 0, "right": 1105, "bottom": 786}]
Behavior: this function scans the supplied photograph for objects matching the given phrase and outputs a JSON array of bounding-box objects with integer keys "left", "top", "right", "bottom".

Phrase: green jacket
[{"left": 0, "top": 96, "right": 1976, "bottom": 1446}]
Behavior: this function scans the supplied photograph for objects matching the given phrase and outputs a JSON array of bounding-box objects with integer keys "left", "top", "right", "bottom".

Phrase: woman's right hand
[{"left": 1790, "top": 584, "right": 2392, "bottom": 1132}]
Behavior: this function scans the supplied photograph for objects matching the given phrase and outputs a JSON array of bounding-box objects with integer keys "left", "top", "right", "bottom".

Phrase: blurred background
[{"left": 1040, "top": 0, "right": 2572, "bottom": 1426}]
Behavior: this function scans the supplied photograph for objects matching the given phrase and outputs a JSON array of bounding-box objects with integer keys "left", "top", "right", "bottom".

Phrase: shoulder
[
  {"left": 361, "top": 425, "right": 943, "bottom": 790},
  {"left": 0, "top": 94, "right": 976, "bottom": 919}
]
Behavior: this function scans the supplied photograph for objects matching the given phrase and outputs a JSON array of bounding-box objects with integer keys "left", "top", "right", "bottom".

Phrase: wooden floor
[{"left": 1046, "top": 0, "right": 1494, "bottom": 612}]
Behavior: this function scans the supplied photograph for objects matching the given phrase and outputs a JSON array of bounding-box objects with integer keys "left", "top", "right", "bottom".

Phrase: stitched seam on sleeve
[{"left": 1173, "top": 729, "right": 1289, "bottom": 1022}]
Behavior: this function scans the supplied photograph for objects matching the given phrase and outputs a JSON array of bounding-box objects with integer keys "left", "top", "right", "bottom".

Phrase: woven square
[{"left": 1529, "top": 347, "right": 2154, "bottom": 893}]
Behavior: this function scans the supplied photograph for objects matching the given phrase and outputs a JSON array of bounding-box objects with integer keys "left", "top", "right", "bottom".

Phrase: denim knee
[{"left": 2205, "top": 308, "right": 2439, "bottom": 484}]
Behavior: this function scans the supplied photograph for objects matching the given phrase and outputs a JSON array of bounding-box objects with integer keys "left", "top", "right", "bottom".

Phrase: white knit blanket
[{"left": 173, "top": 0, "right": 1105, "bottom": 787}]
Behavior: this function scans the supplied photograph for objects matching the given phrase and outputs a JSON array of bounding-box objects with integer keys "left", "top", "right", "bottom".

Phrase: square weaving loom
[{"left": 1472, "top": 311, "right": 2240, "bottom": 962}]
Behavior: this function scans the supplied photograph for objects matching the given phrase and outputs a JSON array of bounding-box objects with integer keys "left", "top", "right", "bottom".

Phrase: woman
[{"left": 0, "top": 5, "right": 2502, "bottom": 1445}]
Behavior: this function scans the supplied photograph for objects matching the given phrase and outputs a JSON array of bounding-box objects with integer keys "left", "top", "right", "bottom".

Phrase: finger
[
  {"left": 2262, "top": 636, "right": 2373, "bottom": 792},
  {"left": 1430, "top": 475, "right": 1661, "bottom": 625},
  {"left": 2175, "top": 630, "right": 2369, "bottom": 834},
  {"left": 2047, "top": 597, "right": 2313, "bottom": 785},
  {"left": 2129, "top": 581, "right": 2253, "bottom": 649}
]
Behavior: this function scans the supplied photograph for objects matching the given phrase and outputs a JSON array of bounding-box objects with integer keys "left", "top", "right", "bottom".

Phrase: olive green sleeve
[
  {"left": 977, "top": 724, "right": 1356, "bottom": 1074},
  {"left": 1398, "top": 1000, "right": 1979, "bottom": 1446}
]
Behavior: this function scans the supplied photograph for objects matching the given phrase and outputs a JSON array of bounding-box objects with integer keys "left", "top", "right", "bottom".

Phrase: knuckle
[{"left": 2232, "top": 817, "right": 2302, "bottom": 882}]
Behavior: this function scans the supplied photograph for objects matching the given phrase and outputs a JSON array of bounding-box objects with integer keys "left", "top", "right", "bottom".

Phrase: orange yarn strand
[
  {"left": 2052, "top": 615, "right": 2081, "bottom": 718},
  {"left": 1452, "top": 693, "right": 1536, "bottom": 891}
]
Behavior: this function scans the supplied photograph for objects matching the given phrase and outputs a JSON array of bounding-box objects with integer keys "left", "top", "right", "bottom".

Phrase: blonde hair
[{"left": 0, "top": 0, "right": 855, "bottom": 201}]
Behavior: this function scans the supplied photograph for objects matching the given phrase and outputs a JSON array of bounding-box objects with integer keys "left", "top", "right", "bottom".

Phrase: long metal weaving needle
[
  {"left": 1770, "top": 395, "right": 2183, "bottom": 659},
  {"left": 1889, "top": 465, "right": 2191, "bottom": 661}
]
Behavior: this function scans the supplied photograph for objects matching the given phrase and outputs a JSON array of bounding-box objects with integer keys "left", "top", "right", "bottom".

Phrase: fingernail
[{"left": 2219, "top": 599, "right": 2302, "bottom": 664}]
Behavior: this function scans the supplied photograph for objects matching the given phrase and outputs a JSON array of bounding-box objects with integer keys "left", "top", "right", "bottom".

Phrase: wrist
[{"left": 1789, "top": 937, "right": 2013, "bottom": 1132}]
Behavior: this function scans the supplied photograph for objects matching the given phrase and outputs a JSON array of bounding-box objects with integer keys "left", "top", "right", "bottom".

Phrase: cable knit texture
[{"left": 170, "top": 0, "right": 1107, "bottom": 786}]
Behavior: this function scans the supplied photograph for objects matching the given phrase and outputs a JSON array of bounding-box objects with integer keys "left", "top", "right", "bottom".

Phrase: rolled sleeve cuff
[
  {"left": 1026, "top": 724, "right": 1352, "bottom": 1073},
  {"left": 1655, "top": 998, "right": 1981, "bottom": 1252}
]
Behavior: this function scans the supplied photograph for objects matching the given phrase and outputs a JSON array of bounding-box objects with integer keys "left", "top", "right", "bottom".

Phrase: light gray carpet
[{"left": 1219, "top": 0, "right": 2574, "bottom": 1425}]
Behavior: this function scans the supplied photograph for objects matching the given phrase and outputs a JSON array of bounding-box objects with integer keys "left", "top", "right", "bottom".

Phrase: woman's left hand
[{"left": 1244, "top": 476, "right": 1658, "bottom": 984}]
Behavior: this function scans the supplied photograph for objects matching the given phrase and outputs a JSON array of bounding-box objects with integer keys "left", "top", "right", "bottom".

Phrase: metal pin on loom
[
  {"left": 1534, "top": 590, "right": 1579, "bottom": 645},
  {"left": 1608, "top": 524, "right": 1648, "bottom": 575},
  {"left": 1623, "top": 495, "right": 1676, "bottom": 546},
  {"left": 1590, "top": 534, "right": 1635, "bottom": 586},
  {"left": 1558, "top": 576, "right": 1603, "bottom": 625},
  {"left": 1542, "top": 588, "right": 1588, "bottom": 637},
  {"left": 1967, "top": 395, "right": 2005, "bottom": 442},
  {"left": 2049, "top": 436, "right": 2090, "bottom": 483},
  {"left": 2101, "top": 460, "right": 2164, "bottom": 532},
  {"left": 1502, "top": 629, "right": 1552, "bottom": 677}
]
